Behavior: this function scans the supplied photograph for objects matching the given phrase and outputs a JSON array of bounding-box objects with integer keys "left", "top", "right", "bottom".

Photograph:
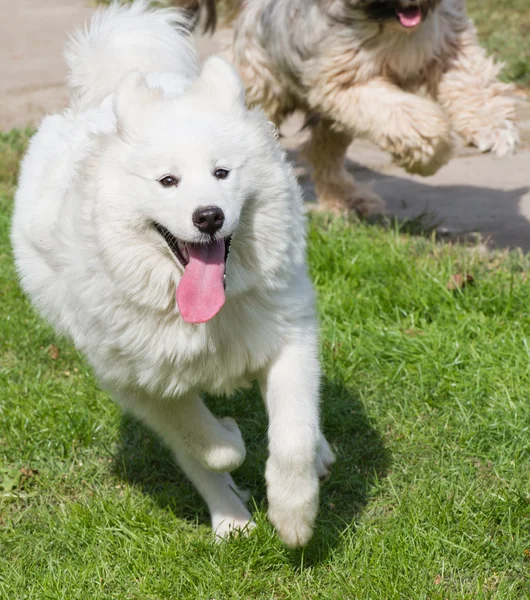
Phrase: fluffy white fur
[{"left": 11, "top": 1, "right": 334, "bottom": 548}]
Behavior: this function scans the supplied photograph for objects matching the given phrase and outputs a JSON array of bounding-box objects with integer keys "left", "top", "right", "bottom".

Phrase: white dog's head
[{"left": 89, "top": 57, "right": 303, "bottom": 324}]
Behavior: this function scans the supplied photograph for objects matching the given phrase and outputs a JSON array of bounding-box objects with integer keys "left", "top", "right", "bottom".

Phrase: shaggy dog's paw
[
  {"left": 470, "top": 119, "right": 519, "bottom": 157},
  {"left": 266, "top": 463, "right": 319, "bottom": 548},
  {"left": 392, "top": 129, "right": 453, "bottom": 176},
  {"left": 344, "top": 185, "right": 386, "bottom": 218},
  {"left": 315, "top": 181, "right": 386, "bottom": 218},
  {"left": 317, "top": 435, "right": 336, "bottom": 483},
  {"left": 201, "top": 417, "right": 246, "bottom": 472},
  {"left": 385, "top": 98, "right": 453, "bottom": 176}
]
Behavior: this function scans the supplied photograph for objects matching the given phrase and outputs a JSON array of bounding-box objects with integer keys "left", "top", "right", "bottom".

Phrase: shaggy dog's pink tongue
[
  {"left": 176, "top": 240, "right": 225, "bottom": 324},
  {"left": 396, "top": 6, "right": 422, "bottom": 27}
]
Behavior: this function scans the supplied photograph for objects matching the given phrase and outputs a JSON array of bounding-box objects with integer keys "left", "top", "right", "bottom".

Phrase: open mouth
[
  {"left": 396, "top": 6, "right": 422, "bottom": 28},
  {"left": 154, "top": 222, "right": 231, "bottom": 269},
  {"left": 154, "top": 222, "right": 232, "bottom": 324}
]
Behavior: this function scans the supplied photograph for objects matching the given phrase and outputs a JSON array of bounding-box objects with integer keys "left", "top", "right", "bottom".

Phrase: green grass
[
  {"left": 468, "top": 0, "right": 530, "bottom": 87},
  {"left": 1, "top": 131, "right": 530, "bottom": 599}
]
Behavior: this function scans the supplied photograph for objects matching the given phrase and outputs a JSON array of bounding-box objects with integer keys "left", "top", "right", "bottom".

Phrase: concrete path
[
  {"left": 2, "top": 0, "right": 530, "bottom": 249},
  {"left": 1, "top": 0, "right": 94, "bottom": 130}
]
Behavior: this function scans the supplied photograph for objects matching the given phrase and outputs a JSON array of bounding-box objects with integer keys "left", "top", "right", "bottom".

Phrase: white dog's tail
[{"left": 65, "top": 0, "right": 198, "bottom": 111}]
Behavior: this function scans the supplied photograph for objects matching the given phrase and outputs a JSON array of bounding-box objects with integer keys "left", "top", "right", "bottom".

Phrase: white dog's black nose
[{"left": 192, "top": 206, "right": 225, "bottom": 236}]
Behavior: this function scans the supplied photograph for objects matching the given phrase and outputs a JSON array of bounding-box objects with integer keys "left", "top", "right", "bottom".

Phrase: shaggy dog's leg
[
  {"left": 309, "top": 78, "right": 453, "bottom": 176},
  {"left": 259, "top": 334, "right": 323, "bottom": 548},
  {"left": 437, "top": 26, "right": 519, "bottom": 157},
  {"left": 302, "top": 118, "right": 385, "bottom": 216},
  {"left": 116, "top": 391, "right": 246, "bottom": 473}
]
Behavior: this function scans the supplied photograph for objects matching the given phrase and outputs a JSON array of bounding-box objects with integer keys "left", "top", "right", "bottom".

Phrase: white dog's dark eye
[
  {"left": 214, "top": 168, "right": 230, "bottom": 180},
  {"left": 158, "top": 176, "right": 179, "bottom": 188}
]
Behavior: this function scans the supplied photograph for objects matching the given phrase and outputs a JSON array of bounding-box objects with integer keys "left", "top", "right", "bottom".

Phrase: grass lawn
[
  {"left": 468, "top": 0, "right": 530, "bottom": 88},
  {"left": 1, "top": 127, "right": 530, "bottom": 599}
]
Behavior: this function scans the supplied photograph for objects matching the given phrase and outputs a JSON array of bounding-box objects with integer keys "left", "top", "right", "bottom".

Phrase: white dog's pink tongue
[
  {"left": 176, "top": 240, "right": 225, "bottom": 324},
  {"left": 396, "top": 7, "right": 422, "bottom": 27}
]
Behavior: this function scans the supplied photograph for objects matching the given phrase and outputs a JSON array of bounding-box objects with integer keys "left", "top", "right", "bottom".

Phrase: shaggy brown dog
[{"left": 189, "top": 0, "right": 518, "bottom": 216}]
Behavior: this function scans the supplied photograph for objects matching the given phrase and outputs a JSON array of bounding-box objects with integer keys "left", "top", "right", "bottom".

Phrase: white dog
[{"left": 11, "top": 1, "right": 334, "bottom": 548}]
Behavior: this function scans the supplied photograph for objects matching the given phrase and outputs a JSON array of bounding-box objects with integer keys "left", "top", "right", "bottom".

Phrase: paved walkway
[{"left": 2, "top": 0, "right": 530, "bottom": 249}]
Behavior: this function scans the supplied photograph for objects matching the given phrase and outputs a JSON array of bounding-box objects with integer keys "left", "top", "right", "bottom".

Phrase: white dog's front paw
[
  {"left": 201, "top": 416, "right": 246, "bottom": 472},
  {"left": 267, "top": 483, "right": 319, "bottom": 548},
  {"left": 471, "top": 119, "right": 519, "bottom": 157},
  {"left": 266, "top": 462, "right": 319, "bottom": 548}
]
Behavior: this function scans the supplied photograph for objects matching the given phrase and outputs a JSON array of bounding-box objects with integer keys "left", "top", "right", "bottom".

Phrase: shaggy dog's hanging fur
[{"left": 191, "top": 0, "right": 519, "bottom": 215}]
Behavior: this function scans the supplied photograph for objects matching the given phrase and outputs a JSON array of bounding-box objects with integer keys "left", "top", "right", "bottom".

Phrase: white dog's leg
[
  {"left": 113, "top": 391, "right": 252, "bottom": 538},
  {"left": 437, "top": 25, "right": 519, "bottom": 157},
  {"left": 115, "top": 391, "right": 246, "bottom": 473},
  {"left": 308, "top": 77, "right": 453, "bottom": 176},
  {"left": 172, "top": 440, "right": 255, "bottom": 540},
  {"left": 259, "top": 333, "right": 323, "bottom": 548}
]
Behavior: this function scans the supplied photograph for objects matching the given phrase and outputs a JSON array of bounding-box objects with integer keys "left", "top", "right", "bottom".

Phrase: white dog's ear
[
  {"left": 113, "top": 71, "right": 163, "bottom": 133},
  {"left": 196, "top": 56, "right": 245, "bottom": 110}
]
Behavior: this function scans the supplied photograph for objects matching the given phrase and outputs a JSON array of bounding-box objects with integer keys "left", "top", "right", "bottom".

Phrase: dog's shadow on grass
[{"left": 112, "top": 377, "right": 390, "bottom": 564}]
